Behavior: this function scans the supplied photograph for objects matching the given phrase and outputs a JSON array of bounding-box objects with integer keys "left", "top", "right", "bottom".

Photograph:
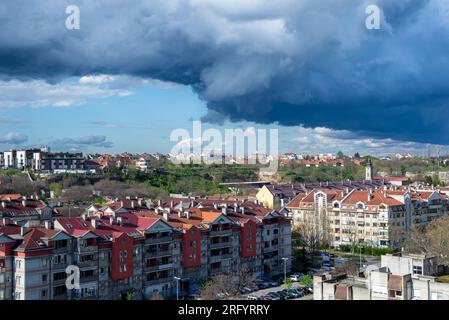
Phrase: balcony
[
  {"left": 210, "top": 240, "right": 231, "bottom": 249},
  {"left": 77, "top": 245, "right": 97, "bottom": 253},
  {"left": 210, "top": 229, "right": 232, "bottom": 236},
  {"left": 145, "top": 263, "right": 173, "bottom": 272},
  {"left": 145, "top": 236, "right": 172, "bottom": 244},
  {"left": 146, "top": 249, "right": 172, "bottom": 258},
  {"left": 79, "top": 275, "right": 97, "bottom": 283},
  {"left": 210, "top": 254, "right": 232, "bottom": 263}
]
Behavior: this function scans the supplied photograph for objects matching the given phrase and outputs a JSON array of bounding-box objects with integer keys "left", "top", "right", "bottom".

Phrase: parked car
[
  {"left": 290, "top": 273, "right": 303, "bottom": 282},
  {"left": 268, "top": 280, "right": 278, "bottom": 287},
  {"left": 276, "top": 291, "right": 288, "bottom": 300},
  {"left": 258, "top": 282, "right": 270, "bottom": 289},
  {"left": 291, "top": 288, "right": 303, "bottom": 297},
  {"left": 285, "top": 289, "right": 299, "bottom": 298},
  {"left": 281, "top": 289, "right": 296, "bottom": 299},
  {"left": 267, "top": 292, "right": 281, "bottom": 300},
  {"left": 261, "top": 295, "right": 272, "bottom": 300},
  {"left": 247, "top": 295, "right": 260, "bottom": 300}
]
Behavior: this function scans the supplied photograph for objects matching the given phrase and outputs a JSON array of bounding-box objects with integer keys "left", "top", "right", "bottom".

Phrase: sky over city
[{"left": 0, "top": 0, "right": 448, "bottom": 156}]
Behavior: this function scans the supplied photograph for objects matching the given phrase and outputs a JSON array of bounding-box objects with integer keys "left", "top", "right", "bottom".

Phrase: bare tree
[
  {"left": 198, "top": 273, "right": 240, "bottom": 300},
  {"left": 405, "top": 216, "right": 449, "bottom": 265}
]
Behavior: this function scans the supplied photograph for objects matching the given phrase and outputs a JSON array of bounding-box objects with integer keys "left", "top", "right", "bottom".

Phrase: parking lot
[{"left": 243, "top": 277, "right": 313, "bottom": 300}]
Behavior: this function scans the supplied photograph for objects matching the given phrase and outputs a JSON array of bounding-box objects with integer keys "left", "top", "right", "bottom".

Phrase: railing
[
  {"left": 210, "top": 241, "right": 231, "bottom": 249},
  {"left": 145, "top": 263, "right": 173, "bottom": 272},
  {"left": 210, "top": 254, "right": 232, "bottom": 262},
  {"left": 146, "top": 249, "right": 172, "bottom": 258},
  {"left": 79, "top": 275, "right": 97, "bottom": 283},
  {"left": 78, "top": 246, "right": 97, "bottom": 253},
  {"left": 146, "top": 236, "right": 172, "bottom": 243},
  {"left": 210, "top": 229, "right": 232, "bottom": 236}
]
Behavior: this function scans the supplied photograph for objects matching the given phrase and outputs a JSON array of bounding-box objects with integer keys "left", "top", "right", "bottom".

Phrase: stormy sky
[{"left": 0, "top": 0, "right": 448, "bottom": 153}]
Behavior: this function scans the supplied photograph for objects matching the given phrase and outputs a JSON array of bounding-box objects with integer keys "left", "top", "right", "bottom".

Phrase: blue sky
[{"left": 1, "top": 0, "right": 448, "bottom": 156}]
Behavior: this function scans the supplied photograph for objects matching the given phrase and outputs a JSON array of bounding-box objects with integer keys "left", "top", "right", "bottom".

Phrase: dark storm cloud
[{"left": 1, "top": 0, "right": 449, "bottom": 144}]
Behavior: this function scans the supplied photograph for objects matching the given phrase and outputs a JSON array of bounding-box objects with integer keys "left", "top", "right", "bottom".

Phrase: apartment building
[
  {"left": 257, "top": 179, "right": 385, "bottom": 209},
  {"left": 0, "top": 194, "right": 53, "bottom": 226},
  {"left": 0, "top": 147, "right": 85, "bottom": 173},
  {"left": 287, "top": 185, "right": 449, "bottom": 249},
  {"left": 313, "top": 253, "right": 449, "bottom": 300},
  {"left": 1, "top": 196, "right": 292, "bottom": 300}
]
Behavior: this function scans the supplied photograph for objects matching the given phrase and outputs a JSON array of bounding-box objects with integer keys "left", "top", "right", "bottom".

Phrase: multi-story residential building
[
  {"left": 0, "top": 147, "right": 85, "bottom": 173},
  {"left": 313, "top": 253, "right": 449, "bottom": 300},
  {"left": 35, "top": 152, "right": 85, "bottom": 172},
  {"left": 257, "top": 179, "right": 385, "bottom": 209},
  {"left": 1, "top": 197, "right": 292, "bottom": 300},
  {"left": 0, "top": 194, "right": 53, "bottom": 226},
  {"left": 287, "top": 185, "right": 449, "bottom": 249}
]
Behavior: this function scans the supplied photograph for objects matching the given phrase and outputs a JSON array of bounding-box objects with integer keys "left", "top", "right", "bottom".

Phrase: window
[
  {"left": 41, "top": 289, "right": 47, "bottom": 298},
  {"left": 413, "top": 265, "right": 423, "bottom": 275},
  {"left": 41, "top": 258, "right": 48, "bottom": 267},
  {"left": 53, "top": 272, "right": 66, "bottom": 281},
  {"left": 42, "top": 274, "right": 48, "bottom": 283}
]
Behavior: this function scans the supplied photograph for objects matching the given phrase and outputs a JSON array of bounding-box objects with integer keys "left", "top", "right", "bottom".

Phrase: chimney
[
  {"left": 213, "top": 203, "right": 218, "bottom": 210},
  {"left": 109, "top": 217, "right": 114, "bottom": 225},
  {"left": 81, "top": 214, "right": 87, "bottom": 220},
  {"left": 1, "top": 201, "right": 6, "bottom": 208},
  {"left": 240, "top": 207, "right": 245, "bottom": 214},
  {"left": 158, "top": 200, "right": 161, "bottom": 206},
  {"left": 131, "top": 200, "right": 135, "bottom": 209},
  {"left": 120, "top": 201, "right": 124, "bottom": 208},
  {"left": 180, "top": 201, "right": 183, "bottom": 210},
  {"left": 178, "top": 211, "right": 182, "bottom": 218},
  {"left": 91, "top": 219, "right": 99, "bottom": 229},
  {"left": 155, "top": 208, "right": 160, "bottom": 215},
  {"left": 20, "top": 227, "right": 26, "bottom": 236},
  {"left": 163, "top": 212, "right": 169, "bottom": 221},
  {"left": 234, "top": 203, "right": 238, "bottom": 213},
  {"left": 117, "top": 217, "right": 123, "bottom": 226},
  {"left": 2, "top": 218, "right": 8, "bottom": 225},
  {"left": 22, "top": 199, "right": 27, "bottom": 207},
  {"left": 221, "top": 207, "right": 227, "bottom": 215},
  {"left": 138, "top": 198, "right": 143, "bottom": 206},
  {"left": 186, "top": 212, "right": 190, "bottom": 219},
  {"left": 170, "top": 201, "right": 174, "bottom": 208},
  {"left": 368, "top": 189, "right": 372, "bottom": 201}
]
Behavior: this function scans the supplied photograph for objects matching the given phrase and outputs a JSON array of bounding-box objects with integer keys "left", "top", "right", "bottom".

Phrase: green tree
[{"left": 284, "top": 278, "right": 293, "bottom": 291}]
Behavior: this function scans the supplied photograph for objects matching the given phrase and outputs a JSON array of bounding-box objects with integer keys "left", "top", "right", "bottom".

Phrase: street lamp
[
  {"left": 174, "top": 276, "right": 181, "bottom": 300},
  {"left": 281, "top": 257, "right": 288, "bottom": 284}
]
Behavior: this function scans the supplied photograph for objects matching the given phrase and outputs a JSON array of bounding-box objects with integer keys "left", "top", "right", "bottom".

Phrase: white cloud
[
  {"left": 0, "top": 132, "right": 28, "bottom": 144},
  {"left": 290, "top": 126, "right": 440, "bottom": 156},
  {"left": 0, "top": 75, "right": 180, "bottom": 109}
]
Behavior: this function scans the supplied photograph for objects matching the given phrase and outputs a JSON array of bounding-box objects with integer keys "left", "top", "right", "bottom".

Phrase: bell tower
[{"left": 365, "top": 158, "right": 373, "bottom": 181}]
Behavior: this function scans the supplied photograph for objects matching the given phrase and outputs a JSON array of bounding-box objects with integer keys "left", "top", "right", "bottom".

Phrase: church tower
[{"left": 365, "top": 158, "right": 373, "bottom": 181}]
